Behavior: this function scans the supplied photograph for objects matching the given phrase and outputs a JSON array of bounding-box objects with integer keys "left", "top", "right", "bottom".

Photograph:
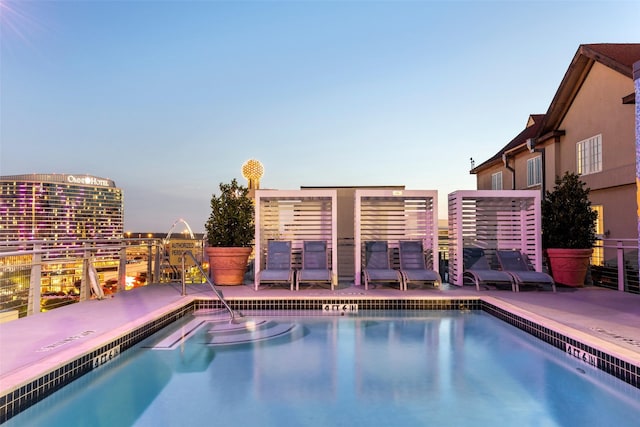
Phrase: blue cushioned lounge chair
[
  {"left": 399, "top": 241, "right": 441, "bottom": 290},
  {"left": 296, "top": 240, "right": 333, "bottom": 291},
  {"left": 256, "top": 240, "right": 294, "bottom": 291},
  {"left": 463, "top": 247, "right": 515, "bottom": 291},
  {"left": 362, "top": 241, "right": 403, "bottom": 291},
  {"left": 496, "top": 250, "right": 556, "bottom": 292}
]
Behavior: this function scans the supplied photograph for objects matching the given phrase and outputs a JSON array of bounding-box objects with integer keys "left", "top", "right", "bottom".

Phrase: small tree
[
  {"left": 205, "top": 179, "right": 254, "bottom": 247},
  {"left": 541, "top": 172, "right": 597, "bottom": 249}
]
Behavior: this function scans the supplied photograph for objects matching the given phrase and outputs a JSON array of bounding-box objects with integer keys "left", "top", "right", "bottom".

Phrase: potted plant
[
  {"left": 205, "top": 179, "right": 255, "bottom": 285},
  {"left": 541, "top": 172, "right": 598, "bottom": 287}
]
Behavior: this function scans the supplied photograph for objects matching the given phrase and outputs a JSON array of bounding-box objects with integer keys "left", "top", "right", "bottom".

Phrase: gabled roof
[
  {"left": 538, "top": 43, "right": 640, "bottom": 139},
  {"left": 470, "top": 114, "right": 544, "bottom": 173},
  {"left": 472, "top": 43, "right": 640, "bottom": 174},
  {"left": 583, "top": 43, "right": 640, "bottom": 71}
]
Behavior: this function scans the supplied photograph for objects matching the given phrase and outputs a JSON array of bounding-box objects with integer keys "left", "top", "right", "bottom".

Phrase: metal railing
[
  {"left": 591, "top": 239, "right": 639, "bottom": 293},
  {"left": 0, "top": 238, "right": 167, "bottom": 321},
  {"left": 1, "top": 236, "right": 637, "bottom": 322},
  {"left": 181, "top": 251, "right": 236, "bottom": 322}
]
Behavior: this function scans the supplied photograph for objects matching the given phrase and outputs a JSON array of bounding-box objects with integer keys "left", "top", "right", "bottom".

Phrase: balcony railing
[
  {"left": 0, "top": 238, "right": 206, "bottom": 322},
  {"left": 0, "top": 237, "right": 637, "bottom": 323},
  {"left": 591, "top": 238, "right": 639, "bottom": 294}
]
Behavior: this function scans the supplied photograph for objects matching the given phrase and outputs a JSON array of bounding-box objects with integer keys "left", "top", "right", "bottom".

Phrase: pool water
[{"left": 8, "top": 311, "right": 640, "bottom": 426}]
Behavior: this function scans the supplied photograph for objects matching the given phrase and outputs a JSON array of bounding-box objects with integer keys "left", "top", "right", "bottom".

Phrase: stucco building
[{"left": 471, "top": 44, "right": 640, "bottom": 256}]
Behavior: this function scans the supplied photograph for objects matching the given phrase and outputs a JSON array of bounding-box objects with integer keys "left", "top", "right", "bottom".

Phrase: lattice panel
[
  {"left": 255, "top": 190, "right": 338, "bottom": 285},
  {"left": 354, "top": 190, "right": 438, "bottom": 286},
  {"left": 448, "top": 190, "right": 541, "bottom": 286}
]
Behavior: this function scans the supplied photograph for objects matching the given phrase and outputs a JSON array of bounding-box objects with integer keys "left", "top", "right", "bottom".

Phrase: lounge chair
[
  {"left": 362, "top": 241, "right": 403, "bottom": 291},
  {"left": 399, "top": 241, "right": 441, "bottom": 290},
  {"left": 463, "top": 247, "right": 515, "bottom": 291},
  {"left": 256, "top": 240, "right": 294, "bottom": 291},
  {"left": 496, "top": 249, "right": 556, "bottom": 292},
  {"left": 296, "top": 240, "right": 333, "bottom": 291}
]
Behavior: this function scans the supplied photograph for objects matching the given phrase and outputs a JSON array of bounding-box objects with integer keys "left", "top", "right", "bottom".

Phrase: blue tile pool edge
[
  {"left": 1, "top": 297, "right": 638, "bottom": 423},
  {"left": 484, "top": 301, "right": 640, "bottom": 390}
]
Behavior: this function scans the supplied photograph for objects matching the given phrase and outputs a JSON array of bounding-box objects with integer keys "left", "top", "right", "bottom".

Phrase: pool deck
[{"left": 1, "top": 282, "right": 640, "bottom": 396}]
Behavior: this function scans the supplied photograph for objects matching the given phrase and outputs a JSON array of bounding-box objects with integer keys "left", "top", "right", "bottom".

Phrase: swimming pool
[{"left": 6, "top": 310, "right": 640, "bottom": 426}]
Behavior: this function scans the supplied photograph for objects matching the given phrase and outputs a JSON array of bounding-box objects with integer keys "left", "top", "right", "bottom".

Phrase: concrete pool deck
[{"left": 1, "top": 282, "right": 640, "bottom": 398}]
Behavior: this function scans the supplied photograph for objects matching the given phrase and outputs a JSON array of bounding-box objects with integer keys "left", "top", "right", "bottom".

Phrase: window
[
  {"left": 527, "top": 156, "right": 542, "bottom": 187},
  {"left": 591, "top": 205, "right": 604, "bottom": 266},
  {"left": 491, "top": 172, "right": 502, "bottom": 190},
  {"left": 577, "top": 134, "right": 602, "bottom": 175}
]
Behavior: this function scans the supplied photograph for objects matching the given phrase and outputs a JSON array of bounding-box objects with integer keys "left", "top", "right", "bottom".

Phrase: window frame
[
  {"left": 576, "top": 134, "right": 602, "bottom": 175},
  {"left": 491, "top": 171, "right": 503, "bottom": 190},
  {"left": 527, "top": 156, "right": 542, "bottom": 187}
]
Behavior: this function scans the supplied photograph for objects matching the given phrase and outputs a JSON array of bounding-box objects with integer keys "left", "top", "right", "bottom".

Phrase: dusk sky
[{"left": 1, "top": 0, "right": 638, "bottom": 233}]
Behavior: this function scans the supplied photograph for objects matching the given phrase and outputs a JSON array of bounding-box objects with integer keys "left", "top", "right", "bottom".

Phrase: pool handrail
[{"left": 181, "top": 250, "right": 236, "bottom": 322}]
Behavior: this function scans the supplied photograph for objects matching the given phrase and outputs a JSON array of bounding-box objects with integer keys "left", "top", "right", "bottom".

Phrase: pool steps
[
  {"left": 205, "top": 319, "right": 298, "bottom": 345},
  {"left": 145, "top": 309, "right": 299, "bottom": 349}
]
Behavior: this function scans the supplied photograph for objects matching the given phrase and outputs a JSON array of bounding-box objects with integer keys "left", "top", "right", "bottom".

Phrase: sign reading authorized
[{"left": 168, "top": 239, "right": 201, "bottom": 266}]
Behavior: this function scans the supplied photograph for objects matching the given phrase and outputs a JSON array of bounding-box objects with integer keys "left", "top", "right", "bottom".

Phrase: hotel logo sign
[{"left": 67, "top": 175, "right": 110, "bottom": 187}]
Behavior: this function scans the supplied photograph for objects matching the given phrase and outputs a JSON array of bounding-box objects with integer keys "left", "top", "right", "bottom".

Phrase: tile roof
[
  {"left": 471, "top": 114, "right": 544, "bottom": 172},
  {"left": 539, "top": 43, "right": 640, "bottom": 137},
  {"left": 583, "top": 43, "right": 640, "bottom": 71}
]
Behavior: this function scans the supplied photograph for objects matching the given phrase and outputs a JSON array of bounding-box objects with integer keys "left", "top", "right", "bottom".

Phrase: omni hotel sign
[{"left": 66, "top": 175, "right": 111, "bottom": 187}]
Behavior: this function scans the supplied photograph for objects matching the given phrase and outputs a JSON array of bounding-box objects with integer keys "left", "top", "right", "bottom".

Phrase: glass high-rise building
[{"left": 0, "top": 174, "right": 124, "bottom": 241}]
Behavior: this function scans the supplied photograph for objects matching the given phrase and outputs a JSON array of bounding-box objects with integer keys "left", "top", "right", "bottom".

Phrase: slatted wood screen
[
  {"left": 254, "top": 190, "right": 338, "bottom": 286},
  {"left": 354, "top": 190, "right": 438, "bottom": 286},
  {"left": 447, "top": 190, "right": 541, "bottom": 286}
]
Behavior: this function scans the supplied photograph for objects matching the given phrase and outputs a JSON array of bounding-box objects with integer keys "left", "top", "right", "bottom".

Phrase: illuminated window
[
  {"left": 0, "top": 175, "right": 123, "bottom": 241},
  {"left": 491, "top": 172, "right": 503, "bottom": 190},
  {"left": 592, "top": 205, "right": 604, "bottom": 266},
  {"left": 577, "top": 134, "right": 602, "bottom": 175}
]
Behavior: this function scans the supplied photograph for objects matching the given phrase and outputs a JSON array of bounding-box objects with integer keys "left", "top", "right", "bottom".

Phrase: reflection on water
[
  {"left": 253, "top": 322, "right": 337, "bottom": 401},
  {"left": 9, "top": 348, "right": 173, "bottom": 427},
  {"left": 7, "top": 311, "right": 640, "bottom": 427},
  {"left": 355, "top": 318, "right": 442, "bottom": 401}
]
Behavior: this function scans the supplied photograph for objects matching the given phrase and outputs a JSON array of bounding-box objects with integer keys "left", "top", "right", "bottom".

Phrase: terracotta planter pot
[
  {"left": 546, "top": 248, "right": 593, "bottom": 287},
  {"left": 206, "top": 247, "right": 252, "bottom": 286}
]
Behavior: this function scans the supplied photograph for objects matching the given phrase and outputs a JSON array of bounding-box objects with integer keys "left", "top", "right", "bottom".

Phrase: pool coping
[{"left": 1, "top": 293, "right": 639, "bottom": 423}]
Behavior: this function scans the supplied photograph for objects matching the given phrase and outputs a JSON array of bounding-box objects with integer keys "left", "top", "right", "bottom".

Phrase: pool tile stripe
[
  {"left": 0, "top": 303, "right": 195, "bottom": 423},
  {"left": 197, "top": 298, "right": 482, "bottom": 311},
  {"left": 1, "top": 297, "right": 638, "bottom": 423},
  {"left": 483, "top": 301, "right": 639, "bottom": 388}
]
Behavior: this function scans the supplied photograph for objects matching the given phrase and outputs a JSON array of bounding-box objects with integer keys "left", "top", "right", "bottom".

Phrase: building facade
[
  {"left": 471, "top": 44, "right": 640, "bottom": 247},
  {"left": 0, "top": 174, "right": 124, "bottom": 241}
]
